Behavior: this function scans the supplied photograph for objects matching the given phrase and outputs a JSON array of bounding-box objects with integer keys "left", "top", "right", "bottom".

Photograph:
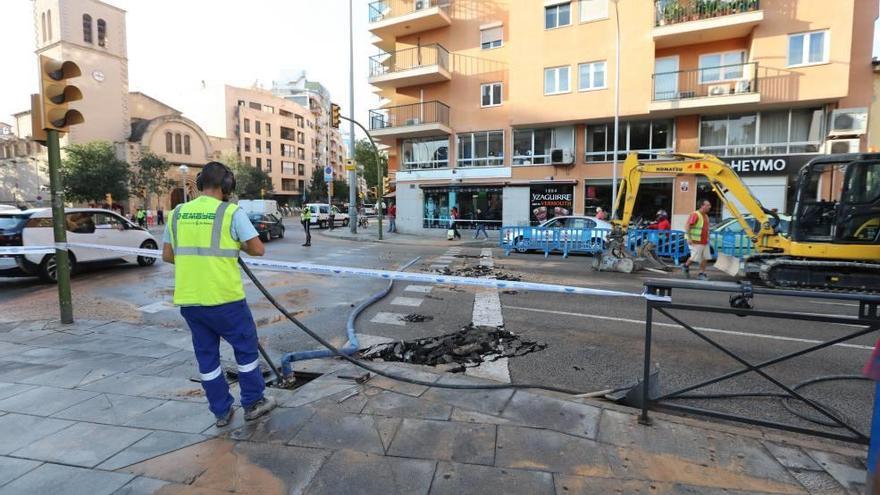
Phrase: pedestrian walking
[
  {"left": 448, "top": 207, "right": 461, "bottom": 240},
  {"left": 162, "top": 161, "right": 277, "bottom": 427},
  {"left": 473, "top": 209, "right": 489, "bottom": 240},
  {"left": 300, "top": 205, "right": 312, "bottom": 246},
  {"left": 328, "top": 207, "right": 336, "bottom": 231},
  {"left": 146, "top": 209, "right": 154, "bottom": 228},
  {"left": 683, "top": 200, "right": 712, "bottom": 280},
  {"left": 136, "top": 208, "right": 146, "bottom": 228},
  {"left": 595, "top": 207, "right": 607, "bottom": 220},
  {"left": 387, "top": 202, "right": 397, "bottom": 233},
  {"left": 157, "top": 208, "right": 165, "bottom": 226}
]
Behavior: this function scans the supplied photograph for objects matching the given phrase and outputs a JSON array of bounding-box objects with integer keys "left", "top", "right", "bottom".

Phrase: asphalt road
[{"left": 0, "top": 219, "right": 875, "bottom": 440}]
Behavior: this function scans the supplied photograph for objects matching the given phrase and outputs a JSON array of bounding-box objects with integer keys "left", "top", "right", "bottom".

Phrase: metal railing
[
  {"left": 369, "top": 0, "right": 451, "bottom": 23},
  {"left": 369, "top": 101, "right": 450, "bottom": 130},
  {"left": 655, "top": 0, "right": 760, "bottom": 26},
  {"left": 652, "top": 62, "right": 759, "bottom": 101},
  {"left": 369, "top": 45, "right": 450, "bottom": 78}
]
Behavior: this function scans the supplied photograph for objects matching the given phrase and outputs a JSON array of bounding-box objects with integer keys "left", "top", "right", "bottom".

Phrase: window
[
  {"left": 256, "top": 157, "right": 262, "bottom": 170},
  {"left": 298, "top": 179, "right": 305, "bottom": 191},
  {"left": 457, "top": 131, "right": 504, "bottom": 167},
  {"left": 264, "top": 105, "right": 274, "bottom": 114},
  {"left": 297, "top": 148, "right": 305, "bottom": 160},
  {"left": 183, "top": 135, "right": 191, "bottom": 155},
  {"left": 281, "top": 144, "right": 294, "bottom": 157},
  {"left": 544, "top": 66, "right": 570, "bottom": 95},
  {"left": 47, "top": 9, "right": 52, "bottom": 40},
  {"left": 243, "top": 119, "right": 250, "bottom": 133},
  {"left": 280, "top": 126, "right": 296, "bottom": 141},
  {"left": 698, "top": 51, "right": 745, "bottom": 83},
  {"left": 42, "top": 12, "right": 46, "bottom": 42},
  {"left": 249, "top": 102, "right": 261, "bottom": 110},
  {"left": 282, "top": 161, "right": 294, "bottom": 175},
  {"left": 96, "top": 18, "right": 106, "bottom": 47},
  {"left": 279, "top": 109, "right": 292, "bottom": 118},
  {"left": 265, "top": 141, "right": 272, "bottom": 154},
  {"left": 256, "top": 139, "right": 262, "bottom": 154},
  {"left": 244, "top": 138, "right": 251, "bottom": 153},
  {"left": 788, "top": 30, "right": 828, "bottom": 67},
  {"left": 513, "top": 126, "right": 574, "bottom": 165},
  {"left": 82, "top": 14, "right": 92, "bottom": 43},
  {"left": 174, "top": 133, "right": 182, "bottom": 154},
  {"left": 579, "top": 0, "right": 608, "bottom": 22},
  {"left": 545, "top": 2, "right": 571, "bottom": 29},
  {"left": 298, "top": 163, "right": 305, "bottom": 175},
  {"left": 266, "top": 124, "right": 271, "bottom": 137},
  {"left": 481, "top": 83, "right": 502, "bottom": 107},
  {"left": 297, "top": 131, "right": 305, "bottom": 144},
  {"left": 165, "top": 132, "right": 173, "bottom": 153},
  {"left": 699, "top": 109, "right": 824, "bottom": 156},
  {"left": 296, "top": 115, "right": 305, "bottom": 128},
  {"left": 255, "top": 121, "right": 261, "bottom": 135},
  {"left": 480, "top": 25, "right": 503, "bottom": 49},
  {"left": 578, "top": 61, "right": 606, "bottom": 91},
  {"left": 245, "top": 156, "right": 251, "bottom": 165},
  {"left": 401, "top": 137, "right": 449, "bottom": 170},
  {"left": 266, "top": 159, "right": 272, "bottom": 172},
  {"left": 586, "top": 120, "right": 674, "bottom": 162},
  {"left": 282, "top": 179, "right": 296, "bottom": 191}
]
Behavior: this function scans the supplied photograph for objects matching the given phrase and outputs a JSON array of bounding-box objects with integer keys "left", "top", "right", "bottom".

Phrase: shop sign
[
  {"left": 721, "top": 155, "right": 816, "bottom": 176},
  {"left": 680, "top": 181, "right": 689, "bottom": 192},
  {"left": 530, "top": 185, "right": 573, "bottom": 224}
]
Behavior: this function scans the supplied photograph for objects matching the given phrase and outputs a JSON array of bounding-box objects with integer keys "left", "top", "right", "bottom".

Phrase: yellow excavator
[{"left": 602, "top": 152, "right": 880, "bottom": 291}]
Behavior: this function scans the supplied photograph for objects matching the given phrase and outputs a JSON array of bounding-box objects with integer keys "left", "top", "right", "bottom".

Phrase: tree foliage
[
  {"left": 61, "top": 141, "right": 130, "bottom": 204},
  {"left": 306, "top": 166, "right": 328, "bottom": 203},
  {"left": 130, "top": 151, "right": 175, "bottom": 206},
  {"left": 219, "top": 154, "right": 274, "bottom": 200},
  {"left": 354, "top": 138, "right": 387, "bottom": 201}
]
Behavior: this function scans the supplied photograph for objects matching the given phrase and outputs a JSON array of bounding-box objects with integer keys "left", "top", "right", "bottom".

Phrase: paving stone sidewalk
[{"left": 0, "top": 319, "right": 869, "bottom": 495}]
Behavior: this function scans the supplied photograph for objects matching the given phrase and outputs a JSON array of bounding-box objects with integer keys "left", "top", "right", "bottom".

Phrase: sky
[
  {"left": 1, "top": 0, "right": 879, "bottom": 138},
  {"left": 0, "top": 0, "right": 381, "bottom": 140}
]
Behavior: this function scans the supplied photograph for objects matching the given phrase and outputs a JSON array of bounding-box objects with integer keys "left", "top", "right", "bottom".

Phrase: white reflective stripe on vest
[
  {"left": 237, "top": 359, "right": 260, "bottom": 373},
  {"left": 200, "top": 366, "right": 223, "bottom": 381}
]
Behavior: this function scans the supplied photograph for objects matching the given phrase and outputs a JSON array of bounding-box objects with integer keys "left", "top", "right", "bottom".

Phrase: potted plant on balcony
[
  {"left": 697, "top": 0, "right": 721, "bottom": 19},
  {"left": 660, "top": 0, "right": 685, "bottom": 25}
]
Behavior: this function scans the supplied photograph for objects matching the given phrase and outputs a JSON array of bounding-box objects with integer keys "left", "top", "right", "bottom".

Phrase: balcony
[
  {"left": 369, "top": 45, "right": 451, "bottom": 89},
  {"left": 368, "top": 0, "right": 452, "bottom": 44},
  {"left": 369, "top": 101, "right": 451, "bottom": 139},
  {"left": 650, "top": 62, "right": 760, "bottom": 113},
  {"left": 653, "top": 0, "right": 763, "bottom": 49}
]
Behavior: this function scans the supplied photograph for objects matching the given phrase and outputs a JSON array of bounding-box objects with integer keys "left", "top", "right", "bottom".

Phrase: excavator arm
[{"left": 610, "top": 153, "right": 789, "bottom": 253}]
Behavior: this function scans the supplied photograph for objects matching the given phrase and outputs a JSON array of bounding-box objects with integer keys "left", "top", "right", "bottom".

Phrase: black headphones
[{"left": 195, "top": 162, "right": 236, "bottom": 196}]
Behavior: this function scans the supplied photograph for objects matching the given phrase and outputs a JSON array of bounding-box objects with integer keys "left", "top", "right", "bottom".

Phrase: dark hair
[{"left": 196, "top": 162, "right": 236, "bottom": 195}]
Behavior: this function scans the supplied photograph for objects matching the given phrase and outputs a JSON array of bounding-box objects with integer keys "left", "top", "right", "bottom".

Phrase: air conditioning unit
[
  {"left": 415, "top": 0, "right": 428, "bottom": 10},
  {"left": 404, "top": 118, "right": 421, "bottom": 126},
  {"left": 708, "top": 84, "right": 731, "bottom": 96},
  {"left": 829, "top": 108, "right": 868, "bottom": 136},
  {"left": 550, "top": 148, "right": 574, "bottom": 165},
  {"left": 824, "top": 138, "right": 861, "bottom": 154}
]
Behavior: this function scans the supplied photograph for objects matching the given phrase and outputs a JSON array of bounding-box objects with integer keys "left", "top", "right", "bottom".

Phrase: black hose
[{"left": 239, "top": 258, "right": 587, "bottom": 395}]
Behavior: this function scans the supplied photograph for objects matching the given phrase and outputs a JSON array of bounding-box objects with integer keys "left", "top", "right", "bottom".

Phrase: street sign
[
  {"left": 324, "top": 165, "right": 333, "bottom": 181},
  {"left": 345, "top": 159, "right": 356, "bottom": 172}
]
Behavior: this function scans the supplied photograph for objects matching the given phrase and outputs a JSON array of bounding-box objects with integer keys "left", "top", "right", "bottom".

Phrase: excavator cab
[{"left": 791, "top": 154, "right": 880, "bottom": 246}]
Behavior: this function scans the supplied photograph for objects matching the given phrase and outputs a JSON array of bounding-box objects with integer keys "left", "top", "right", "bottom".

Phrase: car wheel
[
  {"left": 137, "top": 240, "right": 158, "bottom": 267},
  {"left": 343, "top": 219, "right": 349, "bottom": 227},
  {"left": 320, "top": 221, "right": 328, "bottom": 229},
  {"left": 278, "top": 227, "right": 285, "bottom": 239},
  {"left": 260, "top": 232, "right": 270, "bottom": 242},
  {"left": 39, "top": 252, "right": 75, "bottom": 283}
]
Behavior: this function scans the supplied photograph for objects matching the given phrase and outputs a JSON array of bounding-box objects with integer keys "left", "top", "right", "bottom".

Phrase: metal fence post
[{"left": 639, "top": 300, "right": 654, "bottom": 426}]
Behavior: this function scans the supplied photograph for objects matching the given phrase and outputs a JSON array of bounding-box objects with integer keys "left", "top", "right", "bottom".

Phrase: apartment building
[
  {"left": 225, "top": 86, "right": 322, "bottom": 204},
  {"left": 367, "top": 0, "right": 876, "bottom": 233}
]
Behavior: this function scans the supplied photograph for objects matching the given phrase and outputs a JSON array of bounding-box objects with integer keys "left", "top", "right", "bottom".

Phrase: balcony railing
[
  {"left": 369, "top": 101, "right": 450, "bottom": 131},
  {"left": 369, "top": 45, "right": 450, "bottom": 78},
  {"left": 655, "top": 0, "right": 760, "bottom": 26},
  {"left": 652, "top": 62, "right": 758, "bottom": 101},
  {"left": 369, "top": 0, "right": 451, "bottom": 23}
]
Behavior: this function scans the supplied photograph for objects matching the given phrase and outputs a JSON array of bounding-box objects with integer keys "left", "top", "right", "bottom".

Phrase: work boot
[
  {"left": 244, "top": 396, "right": 277, "bottom": 421},
  {"left": 215, "top": 408, "right": 234, "bottom": 428},
  {"left": 681, "top": 265, "right": 690, "bottom": 278},
  {"left": 698, "top": 272, "right": 709, "bottom": 281}
]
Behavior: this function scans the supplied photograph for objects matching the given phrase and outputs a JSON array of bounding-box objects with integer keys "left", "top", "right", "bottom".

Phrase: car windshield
[
  {"left": 0, "top": 215, "right": 28, "bottom": 231},
  {"left": 320, "top": 206, "right": 329, "bottom": 214}
]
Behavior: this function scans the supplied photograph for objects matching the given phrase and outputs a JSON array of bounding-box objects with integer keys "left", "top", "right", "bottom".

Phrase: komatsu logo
[{"left": 729, "top": 158, "right": 786, "bottom": 173}]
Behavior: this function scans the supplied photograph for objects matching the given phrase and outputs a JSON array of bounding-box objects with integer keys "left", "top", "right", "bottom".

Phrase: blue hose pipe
[{"left": 279, "top": 257, "right": 421, "bottom": 376}]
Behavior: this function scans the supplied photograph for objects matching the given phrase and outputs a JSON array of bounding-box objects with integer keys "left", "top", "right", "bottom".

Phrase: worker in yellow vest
[
  {"left": 683, "top": 199, "right": 713, "bottom": 280},
  {"left": 162, "top": 162, "right": 276, "bottom": 427}
]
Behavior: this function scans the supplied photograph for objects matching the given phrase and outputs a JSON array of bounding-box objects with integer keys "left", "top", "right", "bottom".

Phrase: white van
[
  {"left": 303, "top": 203, "right": 349, "bottom": 229},
  {"left": 238, "top": 199, "right": 279, "bottom": 218}
]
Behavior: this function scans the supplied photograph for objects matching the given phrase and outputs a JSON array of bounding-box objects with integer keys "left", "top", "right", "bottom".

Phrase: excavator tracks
[{"left": 758, "top": 258, "right": 880, "bottom": 294}]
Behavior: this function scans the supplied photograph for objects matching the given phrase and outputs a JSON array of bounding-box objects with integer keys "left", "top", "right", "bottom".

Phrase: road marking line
[
  {"left": 466, "top": 357, "right": 511, "bottom": 383},
  {"left": 480, "top": 248, "right": 494, "bottom": 268},
  {"left": 473, "top": 250, "right": 504, "bottom": 327},
  {"left": 370, "top": 312, "right": 407, "bottom": 326},
  {"left": 404, "top": 285, "right": 433, "bottom": 294},
  {"left": 391, "top": 296, "right": 424, "bottom": 308},
  {"left": 809, "top": 301, "right": 859, "bottom": 308},
  {"left": 505, "top": 306, "right": 874, "bottom": 351}
]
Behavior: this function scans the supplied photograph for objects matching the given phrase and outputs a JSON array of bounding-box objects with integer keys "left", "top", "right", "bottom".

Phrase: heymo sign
[{"left": 722, "top": 155, "right": 815, "bottom": 176}]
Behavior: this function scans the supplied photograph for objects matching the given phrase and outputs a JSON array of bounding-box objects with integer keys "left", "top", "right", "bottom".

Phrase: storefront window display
[
  {"left": 423, "top": 186, "right": 503, "bottom": 229},
  {"left": 530, "top": 185, "right": 574, "bottom": 225}
]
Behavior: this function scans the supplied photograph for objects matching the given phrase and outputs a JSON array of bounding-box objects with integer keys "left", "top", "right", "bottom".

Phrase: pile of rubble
[
  {"left": 432, "top": 265, "right": 522, "bottom": 281},
  {"left": 358, "top": 324, "right": 546, "bottom": 372}
]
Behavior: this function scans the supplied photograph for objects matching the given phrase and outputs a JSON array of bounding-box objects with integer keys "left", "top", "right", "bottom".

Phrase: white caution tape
[
  {"left": 0, "top": 243, "right": 671, "bottom": 302},
  {"left": 0, "top": 246, "right": 57, "bottom": 255}
]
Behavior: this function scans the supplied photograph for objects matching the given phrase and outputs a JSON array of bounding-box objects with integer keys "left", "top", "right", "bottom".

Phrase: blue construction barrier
[
  {"left": 625, "top": 229, "right": 690, "bottom": 265},
  {"left": 869, "top": 381, "right": 880, "bottom": 489},
  {"left": 499, "top": 226, "right": 609, "bottom": 258},
  {"left": 710, "top": 230, "right": 755, "bottom": 259}
]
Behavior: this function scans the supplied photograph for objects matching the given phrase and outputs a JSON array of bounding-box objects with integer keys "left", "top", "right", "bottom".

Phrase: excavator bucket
[{"left": 714, "top": 253, "right": 741, "bottom": 277}]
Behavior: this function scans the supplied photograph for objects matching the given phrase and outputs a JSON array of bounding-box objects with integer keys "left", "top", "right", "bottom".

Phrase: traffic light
[
  {"left": 382, "top": 176, "right": 394, "bottom": 193},
  {"left": 330, "top": 103, "right": 341, "bottom": 129},
  {"left": 38, "top": 55, "right": 84, "bottom": 132}
]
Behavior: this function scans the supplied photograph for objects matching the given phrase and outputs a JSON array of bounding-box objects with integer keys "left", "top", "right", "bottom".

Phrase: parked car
[
  {"left": 504, "top": 216, "right": 612, "bottom": 254},
  {"left": 303, "top": 203, "right": 349, "bottom": 228},
  {"left": 248, "top": 213, "right": 285, "bottom": 242},
  {"left": 0, "top": 208, "right": 158, "bottom": 282},
  {"left": 709, "top": 214, "right": 791, "bottom": 258},
  {"left": 0, "top": 205, "right": 21, "bottom": 213}
]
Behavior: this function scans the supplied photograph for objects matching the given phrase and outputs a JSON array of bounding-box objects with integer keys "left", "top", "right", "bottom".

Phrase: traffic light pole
[
  {"left": 339, "top": 115, "right": 382, "bottom": 240},
  {"left": 46, "top": 129, "right": 74, "bottom": 324}
]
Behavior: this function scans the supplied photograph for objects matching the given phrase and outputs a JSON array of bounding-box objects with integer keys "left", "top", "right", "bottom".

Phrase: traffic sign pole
[{"left": 47, "top": 129, "right": 74, "bottom": 323}]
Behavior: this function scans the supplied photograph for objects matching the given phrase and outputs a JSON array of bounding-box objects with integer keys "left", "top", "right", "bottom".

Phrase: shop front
[
  {"left": 421, "top": 185, "right": 504, "bottom": 230},
  {"left": 529, "top": 184, "right": 574, "bottom": 225},
  {"left": 713, "top": 154, "right": 817, "bottom": 219},
  {"left": 584, "top": 178, "right": 674, "bottom": 222}
]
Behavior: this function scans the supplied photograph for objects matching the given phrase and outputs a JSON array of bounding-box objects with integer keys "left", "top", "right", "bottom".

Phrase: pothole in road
[
  {"left": 431, "top": 265, "right": 522, "bottom": 281},
  {"left": 358, "top": 324, "right": 546, "bottom": 373}
]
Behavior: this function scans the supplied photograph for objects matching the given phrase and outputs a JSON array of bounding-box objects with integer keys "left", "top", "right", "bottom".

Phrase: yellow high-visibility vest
[
  {"left": 169, "top": 196, "right": 244, "bottom": 306},
  {"left": 688, "top": 211, "right": 706, "bottom": 243}
]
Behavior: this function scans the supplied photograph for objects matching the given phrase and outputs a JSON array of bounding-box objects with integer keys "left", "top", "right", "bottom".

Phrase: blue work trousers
[{"left": 180, "top": 300, "right": 265, "bottom": 418}]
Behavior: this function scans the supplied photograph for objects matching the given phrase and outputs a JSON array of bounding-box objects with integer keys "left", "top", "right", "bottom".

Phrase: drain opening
[{"left": 223, "top": 367, "right": 323, "bottom": 390}]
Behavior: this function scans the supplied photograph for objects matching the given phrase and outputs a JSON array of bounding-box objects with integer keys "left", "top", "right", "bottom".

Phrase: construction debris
[
  {"left": 431, "top": 265, "right": 522, "bottom": 281},
  {"left": 400, "top": 313, "right": 434, "bottom": 323},
  {"left": 358, "top": 324, "right": 546, "bottom": 372}
]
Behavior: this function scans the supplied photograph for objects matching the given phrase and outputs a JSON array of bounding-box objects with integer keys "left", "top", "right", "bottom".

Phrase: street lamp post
[
  {"left": 611, "top": 0, "right": 621, "bottom": 218},
  {"left": 179, "top": 165, "right": 189, "bottom": 204}
]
